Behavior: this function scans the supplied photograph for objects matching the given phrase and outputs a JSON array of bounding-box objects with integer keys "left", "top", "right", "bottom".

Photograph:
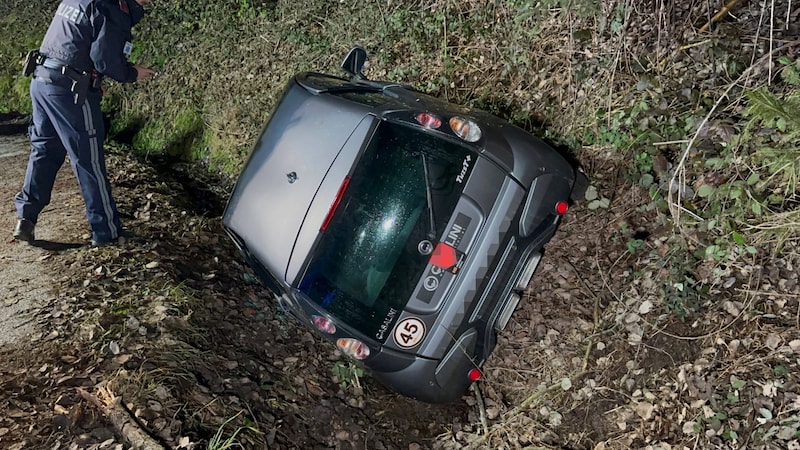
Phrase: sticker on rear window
[{"left": 393, "top": 317, "right": 426, "bottom": 349}]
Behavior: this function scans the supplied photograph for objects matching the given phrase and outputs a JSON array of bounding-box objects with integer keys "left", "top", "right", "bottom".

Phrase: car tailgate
[{"left": 223, "top": 81, "right": 375, "bottom": 282}]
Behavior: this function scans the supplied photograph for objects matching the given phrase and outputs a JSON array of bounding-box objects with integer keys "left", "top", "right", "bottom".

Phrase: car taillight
[
  {"left": 312, "top": 315, "right": 336, "bottom": 334},
  {"left": 337, "top": 338, "right": 370, "bottom": 360},
  {"left": 321, "top": 177, "right": 351, "bottom": 231},
  {"left": 555, "top": 201, "right": 568, "bottom": 215},
  {"left": 415, "top": 112, "right": 442, "bottom": 129},
  {"left": 468, "top": 368, "right": 482, "bottom": 382},
  {"left": 449, "top": 116, "right": 482, "bottom": 142}
]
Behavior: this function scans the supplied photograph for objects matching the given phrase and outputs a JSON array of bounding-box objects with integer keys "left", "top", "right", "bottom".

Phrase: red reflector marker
[
  {"left": 415, "top": 112, "right": 442, "bottom": 129},
  {"left": 468, "top": 369, "right": 482, "bottom": 382},
  {"left": 321, "top": 177, "right": 351, "bottom": 231},
  {"left": 555, "top": 201, "right": 569, "bottom": 215}
]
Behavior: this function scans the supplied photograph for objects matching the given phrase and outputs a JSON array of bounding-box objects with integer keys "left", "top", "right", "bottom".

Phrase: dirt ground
[
  {"left": 0, "top": 121, "right": 798, "bottom": 450},
  {"left": 0, "top": 132, "right": 471, "bottom": 449}
]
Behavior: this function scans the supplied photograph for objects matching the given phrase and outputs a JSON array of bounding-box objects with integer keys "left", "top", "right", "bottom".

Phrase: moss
[
  {"left": 164, "top": 108, "right": 204, "bottom": 158},
  {"left": 129, "top": 107, "right": 205, "bottom": 159},
  {"left": 132, "top": 118, "right": 167, "bottom": 156},
  {"left": 201, "top": 128, "right": 245, "bottom": 176}
]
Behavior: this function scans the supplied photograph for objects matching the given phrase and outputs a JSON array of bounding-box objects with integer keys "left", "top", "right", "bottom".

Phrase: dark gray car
[{"left": 223, "top": 47, "right": 581, "bottom": 403}]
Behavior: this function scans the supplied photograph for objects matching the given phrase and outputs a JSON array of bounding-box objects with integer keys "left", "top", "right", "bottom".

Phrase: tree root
[{"left": 77, "top": 387, "right": 165, "bottom": 450}]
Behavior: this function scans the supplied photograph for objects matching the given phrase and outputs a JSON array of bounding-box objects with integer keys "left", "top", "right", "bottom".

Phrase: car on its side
[{"left": 222, "top": 47, "right": 584, "bottom": 403}]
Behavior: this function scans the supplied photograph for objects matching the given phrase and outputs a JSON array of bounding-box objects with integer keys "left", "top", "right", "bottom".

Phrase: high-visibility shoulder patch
[{"left": 118, "top": 0, "right": 129, "bottom": 13}]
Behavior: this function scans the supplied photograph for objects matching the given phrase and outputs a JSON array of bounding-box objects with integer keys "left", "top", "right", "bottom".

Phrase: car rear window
[{"left": 298, "top": 121, "right": 474, "bottom": 342}]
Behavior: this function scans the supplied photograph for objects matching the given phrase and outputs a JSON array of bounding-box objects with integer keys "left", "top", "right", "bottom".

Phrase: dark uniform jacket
[{"left": 39, "top": 0, "right": 144, "bottom": 82}]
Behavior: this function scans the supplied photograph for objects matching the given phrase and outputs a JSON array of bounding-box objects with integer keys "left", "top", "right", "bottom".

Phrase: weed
[
  {"left": 726, "top": 378, "right": 745, "bottom": 404},
  {"left": 779, "top": 57, "right": 800, "bottom": 85},
  {"left": 652, "top": 241, "right": 703, "bottom": 320},
  {"left": 585, "top": 185, "right": 610, "bottom": 210},
  {"left": 745, "top": 87, "right": 800, "bottom": 198},
  {"left": 586, "top": 99, "right": 656, "bottom": 153},
  {"left": 207, "top": 411, "right": 261, "bottom": 450},
  {"left": 692, "top": 74, "right": 800, "bottom": 252},
  {"left": 626, "top": 238, "right": 644, "bottom": 254},
  {"left": 332, "top": 361, "right": 363, "bottom": 390}
]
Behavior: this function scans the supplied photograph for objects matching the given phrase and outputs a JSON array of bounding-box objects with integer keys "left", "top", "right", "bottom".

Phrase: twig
[
  {"left": 678, "top": 39, "right": 711, "bottom": 51},
  {"left": 750, "top": 0, "right": 767, "bottom": 74},
  {"left": 674, "top": 203, "right": 705, "bottom": 222},
  {"left": 698, "top": 0, "right": 742, "bottom": 33},
  {"left": 652, "top": 139, "right": 690, "bottom": 146},
  {"left": 77, "top": 387, "right": 165, "bottom": 450},
  {"left": 473, "top": 383, "right": 489, "bottom": 436},
  {"left": 769, "top": 0, "right": 775, "bottom": 84},
  {"left": 734, "top": 289, "right": 800, "bottom": 299},
  {"left": 582, "top": 337, "right": 594, "bottom": 372},
  {"left": 594, "top": 250, "right": 623, "bottom": 304}
]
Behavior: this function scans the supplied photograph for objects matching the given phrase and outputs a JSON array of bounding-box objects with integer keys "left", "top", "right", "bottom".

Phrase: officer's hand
[{"left": 134, "top": 65, "right": 155, "bottom": 82}]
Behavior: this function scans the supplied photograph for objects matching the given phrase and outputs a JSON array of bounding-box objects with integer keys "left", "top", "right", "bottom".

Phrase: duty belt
[
  {"left": 41, "top": 57, "right": 103, "bottom": 87},
  {"left": 42, "top": 58, "right": 69, "bottom": 70},
  {"left": 23, "top": 50, "right": 102, "bottom": 105}
]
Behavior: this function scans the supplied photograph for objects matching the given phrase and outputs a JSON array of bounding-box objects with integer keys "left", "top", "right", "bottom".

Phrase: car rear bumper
[{"left": 369, "top": 347, "right": 475, "bottom": 404}]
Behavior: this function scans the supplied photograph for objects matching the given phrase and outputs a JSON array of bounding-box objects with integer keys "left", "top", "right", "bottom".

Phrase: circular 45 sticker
[{"left": 393, "top": 317, "right": 426, "bottom": 349}]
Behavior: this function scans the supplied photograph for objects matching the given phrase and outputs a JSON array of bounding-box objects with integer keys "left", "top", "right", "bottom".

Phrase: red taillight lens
[
  {"left": 468, "top": 369, "right": 482, "bottom": 382},
  {"left": 321, "top": 177, "right": 351, "bottom": 231},
  {"left": 415, "top": 112, "right": 442, "bottom": 129},
  {"left": 312, "top": 315, "right": 336, "bottom": 334},
  {"left": 336, "top": 338, "right": 370, "bottom": 360},
  {"left": 555, "top": 201, "right": 569, "bottom": 215}
]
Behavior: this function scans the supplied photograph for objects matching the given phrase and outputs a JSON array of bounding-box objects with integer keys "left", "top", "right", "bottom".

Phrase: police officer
[{"left": 13, "top": 0, "right": 155, "bottom": 246}]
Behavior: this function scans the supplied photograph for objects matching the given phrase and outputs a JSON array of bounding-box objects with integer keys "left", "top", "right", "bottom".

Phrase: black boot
[
  {"left": 91, "top": 229, "right": 135, "bottom": 247},
  {"left": 13, "top": 218, "right": 35, "bottom": 243}
]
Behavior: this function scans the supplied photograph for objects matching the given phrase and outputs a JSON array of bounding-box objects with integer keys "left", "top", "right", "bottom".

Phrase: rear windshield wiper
[{"left": 421, "top": 153, "right": 436, "bottom": 240}]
